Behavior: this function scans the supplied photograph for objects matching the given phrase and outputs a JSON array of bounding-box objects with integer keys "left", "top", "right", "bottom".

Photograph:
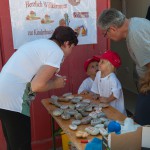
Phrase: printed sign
[{"left": 9, "top": 0, "right": 97, "bottom": 49}]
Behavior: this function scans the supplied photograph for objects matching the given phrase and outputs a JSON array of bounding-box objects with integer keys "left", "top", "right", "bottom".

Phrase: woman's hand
[{"left": 53, "top": 76, "right": 67, "bottom": 89}]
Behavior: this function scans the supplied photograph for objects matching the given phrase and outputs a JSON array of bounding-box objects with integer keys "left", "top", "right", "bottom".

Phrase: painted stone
[
  {"left": 60, "top": 105, "right": 69, "bottom": 110},
  {"left": 61, "top": 112, "right": 71, "bottom": 120},
  {"left": 85, "top": 126, "right": 99, "bottom": 135},
  {"left": 72, "top": 120, "right": 81, "bottom": 126},
  {"left": 81, "top": 116, "right": 92, "bottom": 124},
  {"left": 74, "top": 113, "right": 83, "bottom": 120},
  {"left": 76, "top": 131, "right": 89, "bottom": 138},
  {"left": 91, "top": 118, "right": 103, "bottom": 126},
  {"left": 69, "top": 124, "right": 77, "bottom": 130},
  {"left": 53, "top": 109, "right": 63, "bottom": 116}
]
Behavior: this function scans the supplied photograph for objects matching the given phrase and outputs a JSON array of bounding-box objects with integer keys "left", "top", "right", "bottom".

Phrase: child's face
[
  {"left": 87, "top": 61, "right": 98, "bottom": 77},
  {"left": 98, "top": 59, "right": 110, "bottom": 72}
]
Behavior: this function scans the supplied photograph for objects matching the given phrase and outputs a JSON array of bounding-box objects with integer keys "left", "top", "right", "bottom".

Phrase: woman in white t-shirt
[
  {"left": 91, "top": 50, "right": 126, "bottom": 115},
  {"left": 0, "top": 26, "right": 78, "bottom": 150}
]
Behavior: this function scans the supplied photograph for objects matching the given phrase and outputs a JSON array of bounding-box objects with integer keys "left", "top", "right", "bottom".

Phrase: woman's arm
[{"left": 31, "top": 65, "right": 66, "bottom": 92}]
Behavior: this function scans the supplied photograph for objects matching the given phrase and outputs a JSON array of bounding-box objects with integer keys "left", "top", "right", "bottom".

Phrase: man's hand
[{"left": 139, "top": 62, "right": 150, "bottom": 93}]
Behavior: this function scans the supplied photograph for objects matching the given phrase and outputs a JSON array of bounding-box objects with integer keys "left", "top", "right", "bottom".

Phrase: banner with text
[{"left": 9, "top": 0, "right": 97, "bottom": 49}]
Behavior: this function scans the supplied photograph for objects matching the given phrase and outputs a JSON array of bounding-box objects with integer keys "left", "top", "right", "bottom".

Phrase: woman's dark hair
[{"left": 50, "top": 26, "right": 78, "bottom": 46}]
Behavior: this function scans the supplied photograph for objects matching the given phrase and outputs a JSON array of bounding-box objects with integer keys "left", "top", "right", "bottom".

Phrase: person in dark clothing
[
  {"left": 134, "top": 71, "right": 150, "bottom": 125},
  {"left": 146, "top": 6, "right": 150, "bottom": 21}
]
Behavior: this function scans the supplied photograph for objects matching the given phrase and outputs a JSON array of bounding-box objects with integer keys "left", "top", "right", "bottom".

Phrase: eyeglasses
[{"left": 103, "top": 28, "right": 110, "bottom": 37}]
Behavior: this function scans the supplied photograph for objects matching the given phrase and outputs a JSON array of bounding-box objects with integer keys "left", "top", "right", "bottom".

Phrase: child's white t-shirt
[
  {"left": 91, "top": 71, "right": 126, "bottom": 115},
  {"left": 78, "top": 77, "right": 93, "bottom": 94}
]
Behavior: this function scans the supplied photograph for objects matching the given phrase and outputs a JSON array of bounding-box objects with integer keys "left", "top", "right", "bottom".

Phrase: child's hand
[
  {"left": 92, "top": 93, "right": 100, "bottom": 100},
  {"left": 100, "top": 94, "right": 116, "bottom": 103},
  {"left": 80, "top": 90, "right": 89, "bottom": 95},
  {"left": 99, "top": 97, "right": 108, "bottom": 103}
]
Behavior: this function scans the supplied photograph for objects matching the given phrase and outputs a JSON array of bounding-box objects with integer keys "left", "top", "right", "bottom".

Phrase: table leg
[{"left": 51, "top": 116, "right": 56, "bottom": 150}]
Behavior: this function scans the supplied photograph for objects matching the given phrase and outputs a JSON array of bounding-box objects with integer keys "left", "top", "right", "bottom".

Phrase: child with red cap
[
  {"left": 78, "top": 57, "right": 99, "bottom": 94},
  {"left": 91, "top": 50, "right": 126, "bottom": 115}
]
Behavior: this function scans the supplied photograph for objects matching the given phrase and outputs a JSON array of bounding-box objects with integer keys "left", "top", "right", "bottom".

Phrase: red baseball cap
[
  {"left": 84, "top": 57, "right": 99, "bottom": 72},
  {"left": 94, "top": 50, "right": 121, "bottom": 68}
]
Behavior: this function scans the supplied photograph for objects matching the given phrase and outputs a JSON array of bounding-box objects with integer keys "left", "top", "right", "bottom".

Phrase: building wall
[
  {"left": 0, "top": 0, "right": 110, "bottom": 149},
  {"left": 126, "top": 0, "right": 150, "bottom": 18}
]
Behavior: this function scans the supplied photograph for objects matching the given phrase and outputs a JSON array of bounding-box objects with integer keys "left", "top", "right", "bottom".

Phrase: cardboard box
[
  {"left": 102, "top": 127, "right": 142, "bottom": 150},
  {"left": 111, "top": 127, "right": 142, "bottom": 150},
  {"left": 141, "top": 126, "right": 150, "bottom": 149}
]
